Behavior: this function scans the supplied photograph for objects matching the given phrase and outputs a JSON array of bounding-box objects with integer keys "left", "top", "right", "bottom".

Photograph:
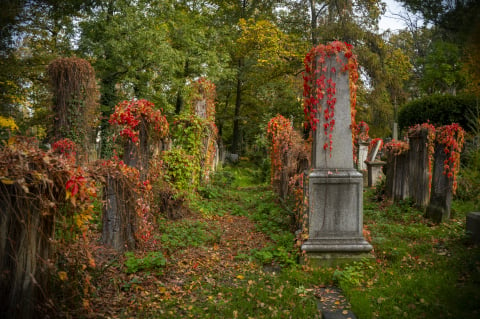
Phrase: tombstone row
[{"left": 382, "top": 125, "right": 464, "bottom": 223}]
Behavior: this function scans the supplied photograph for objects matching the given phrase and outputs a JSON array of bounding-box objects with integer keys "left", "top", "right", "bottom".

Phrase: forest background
[{"left": 1, "top": 0, "right": 479, "bottom": 155}]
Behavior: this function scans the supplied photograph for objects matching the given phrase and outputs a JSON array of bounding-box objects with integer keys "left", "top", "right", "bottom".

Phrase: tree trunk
[
  {"left": 232, "top": 59, "right": 242, "bottom": 154},
  {"left": 309, "top": 0, "right": 318, "bottom": 46}
]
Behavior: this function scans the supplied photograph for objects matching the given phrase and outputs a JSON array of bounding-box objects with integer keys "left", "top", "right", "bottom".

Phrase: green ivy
[
  {"left": 124, "top": 251, "right": 166, "bottom": 274},
  {"left": 161, "top": 148, "right": 198, "bottom": 191}
]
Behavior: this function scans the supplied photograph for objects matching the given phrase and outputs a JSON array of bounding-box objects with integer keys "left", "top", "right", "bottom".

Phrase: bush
[{"left": 398, "top": 94, "right": 477, "bottom": 133}]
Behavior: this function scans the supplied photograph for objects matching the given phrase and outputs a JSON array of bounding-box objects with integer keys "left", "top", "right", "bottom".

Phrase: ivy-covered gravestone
[{"left": 301, "top": 42, "right": 372, "bottom": 266}]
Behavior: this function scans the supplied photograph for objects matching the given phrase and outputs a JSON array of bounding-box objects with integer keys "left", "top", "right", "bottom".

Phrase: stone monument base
[
  {"left": 301, "top": 169, "right": 373, "bottom": 267},
  {"left": 302, "top": 251, "right": 374, "bottom": 267},
  {"left": 302, "top": 238, "right": 373, "bottom": 267}
]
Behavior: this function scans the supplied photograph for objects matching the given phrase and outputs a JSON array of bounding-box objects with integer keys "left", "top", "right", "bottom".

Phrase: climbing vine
[
  {"left": 303, "top": 41, "right": 359, "bottom": 154},
  {"left": 266, "top": 114, "right": 310, "bottom": 243},
  {"left": 408, "top": 123, "right": 436, "bottom": 191},
  {"left": 267, "top": 115, "right": 294, "bottom": 186},
  {"left": 435, "top": 123, "right": 465, "bottom": 193},
  {"left": 47, "top": 57, "right": 99, "bottom": 160},
  {"left": 384, "top": 139, "right": 410, "bottom": 156},
  {"left": 109, "top": 99, "right": 169, "bottom": 145}
]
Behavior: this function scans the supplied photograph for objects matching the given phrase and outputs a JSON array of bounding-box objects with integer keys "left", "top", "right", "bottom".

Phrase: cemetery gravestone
[
  {"left": 301, "top": 45, "right": 372, "bottom": 266},
  {"left": 408, "top": 129, "right": 431, "bottom": 208},
  {"left": 426, "top": 141, "right": 453, "bottom": 223},
  {"left": 357, "top": 141, "right": 369, "bottom": 171},
  {"left": 365, "top": 140, "right": 385, "bottom": 187},
  {"left": 466, "top": 212, "right": 480, "bottom": 244}
]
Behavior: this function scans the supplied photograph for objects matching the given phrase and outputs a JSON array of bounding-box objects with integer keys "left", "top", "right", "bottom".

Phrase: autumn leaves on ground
[
  {"left": 77, "top": 167, "right": 325, "bottom": 318},
  {"left": 57, "top": 163, "right": 480, "bottom": 319}
]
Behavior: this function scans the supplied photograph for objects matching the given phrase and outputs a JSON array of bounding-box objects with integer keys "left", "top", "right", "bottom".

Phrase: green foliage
[
  {"left": 333, "top": 259, "right": 373, "bottom": 288},
  {"left": 161, "top": 148, "right": 198, "bottom": 191},
  {"left": 158, "top": 220, "right": 221, "bottom": 253},
  {"left": 420, "top": 41, "right": 465, "bottom": 94},
  {"left": 123, "top": 251, "right": 166, "bottom": 274},
  {"left": 398, "top": 93, "right": 477, "bottom": 132}
]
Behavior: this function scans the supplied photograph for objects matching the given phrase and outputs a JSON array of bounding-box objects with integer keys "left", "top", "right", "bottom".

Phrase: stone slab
[
  {"left": 466, "top": 212, "right": 480, "bottom": 244},
  {"left": 316, "top": 286, "right": 357, "bottom": 319},
  {"left": 322, "top": 310, "right": 357, "bottom": 319},
  {"left": 366, "top": 161, "right": 385, "bottom": 187},
  {"left": 303, "top": 251, "right": 374, "bottom": 268}
]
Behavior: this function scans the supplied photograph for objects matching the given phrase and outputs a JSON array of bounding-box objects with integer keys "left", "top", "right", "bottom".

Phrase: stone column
[{"left": 301, "top": 52, "right": 372, "bottom": 266}]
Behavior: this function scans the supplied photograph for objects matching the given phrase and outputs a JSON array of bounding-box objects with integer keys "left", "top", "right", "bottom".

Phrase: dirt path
[{"left": 88, "top": 214, "right": 272, "bottom": 317}]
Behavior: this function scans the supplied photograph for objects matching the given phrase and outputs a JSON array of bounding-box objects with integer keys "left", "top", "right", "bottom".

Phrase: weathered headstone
[
  {"left": 301, "top": 47, "right": 372, "bottom": 266},
  {"left": 384, "top": 141, "right": 410, "bottom": 201},
  {"left": 466, "top": 212, "right": 480, "bottom": 244},
  {"left": 366, "top": 161, "right": 385, "bottom": 187},
  {"left": 425, "top": 141, "right": 453, "bottom": 223},
  {"left": 357, "top": 141, "right": 369, "bottom": 171},
  {"left": 367, "top": 139, "right": 382, "bottom": 163},
  {"left": 365, "top": 139, "right": 384, "bottom": 187},
  {"left": 408, "top": 129, "right": 431, "bottom": 207}
]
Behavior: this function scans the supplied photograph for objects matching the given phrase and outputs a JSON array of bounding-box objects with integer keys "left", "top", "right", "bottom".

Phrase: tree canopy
[{"left": 1, "top": 0, "right": 478, "bottom": 152}]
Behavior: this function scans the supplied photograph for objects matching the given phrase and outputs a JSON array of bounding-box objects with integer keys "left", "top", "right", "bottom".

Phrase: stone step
[{"left": 315, "top": 286, "right": 357, "bottom": 319}]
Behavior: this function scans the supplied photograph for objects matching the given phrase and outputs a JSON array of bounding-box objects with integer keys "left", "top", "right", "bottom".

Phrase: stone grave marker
[
  {"left": 367, "top": 139, "right": 381, "bottom": 162},
  {"left": 301, "top": 44, "right": 372, "bottom": 266},
  {"left": 357, "top": 141, "right": 369, "bottom": 171},
  {"left": 365, "top": 139, "right": 385, "bottom": 187}
]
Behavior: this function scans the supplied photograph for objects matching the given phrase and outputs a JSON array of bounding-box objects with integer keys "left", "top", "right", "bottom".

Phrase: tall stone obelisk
[{"left": 301, "top": 46, "right": 372, "bottom": 266}]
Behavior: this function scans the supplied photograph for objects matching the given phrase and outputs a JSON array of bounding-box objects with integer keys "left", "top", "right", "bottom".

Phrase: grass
[
  {"left": 342, "top": 189, "right": 480, "bottom": 318},
  {"left": 87, "top": 161, "right": 479, "bottom": 318}
]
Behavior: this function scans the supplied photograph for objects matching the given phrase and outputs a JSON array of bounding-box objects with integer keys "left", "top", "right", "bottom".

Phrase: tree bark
[{"left": 231, "top": 59, "right": 243, "bottom": 154}]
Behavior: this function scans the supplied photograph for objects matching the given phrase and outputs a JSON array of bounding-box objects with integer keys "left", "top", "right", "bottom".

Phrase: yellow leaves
[
  {"left": 236, "top": 274, "right": 245, "bottom": 280},
  {"left": 0, "top": 116, "right": 18, "bottom": 131},
  {"left": 58, "top": 271, "right": 68, "bottom": 281},
  {"left": 1, "top": 178, "right": 15, "bottom": 185},
  {"left": 236, "top": 18, "right": 303, "bottom": 68}
]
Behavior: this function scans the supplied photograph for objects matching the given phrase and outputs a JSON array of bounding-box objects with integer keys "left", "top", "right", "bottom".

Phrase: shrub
[{"left": 398, "top": 94, "right": 477, "bottom": 133}]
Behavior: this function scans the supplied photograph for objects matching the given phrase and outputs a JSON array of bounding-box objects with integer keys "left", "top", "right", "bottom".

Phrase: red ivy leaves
[
  {"left": 302, "top": 40, "right": 359, "bottom": 155},
  {"left": 109, "top": 99, "right": 169, "bottom": 144},
  {"left": 436, "top": 123, "right": 465, "bottom": 193},
  {"left": 53, "top": 138, "right": 77, "bottom": 163}
]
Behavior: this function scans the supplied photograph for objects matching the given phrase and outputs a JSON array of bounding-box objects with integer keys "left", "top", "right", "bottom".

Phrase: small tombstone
[
  {"left": 407, "top": 127, "right": 432, "bottom": 208},
  {"left": 466, "top": 212, "right": 480, "bottom": 244},
  {"left": 425, "top": 142, "right": 453, "bottom": 223},
  {"left": 365, "top": 139, "right": 384, "bottom": 187},
  {"left": 357, "top": 141, "right": 369, "bottom": 171},
  {"left": 366, "top": 161, "right": 385, "bottom": 187},
  {"left": 367, "top": 139, "right": 382, "bottom": 162}
]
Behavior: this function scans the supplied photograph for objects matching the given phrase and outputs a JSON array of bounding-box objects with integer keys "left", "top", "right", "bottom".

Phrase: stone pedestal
[
  {"left": 302, "top": 169, "right": 373, "bottom": 266},
  {"left": 366, "top": 161, "right": 385, "bottom": 187}
]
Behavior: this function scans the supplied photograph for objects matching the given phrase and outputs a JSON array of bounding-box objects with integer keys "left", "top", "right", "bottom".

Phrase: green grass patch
[
  {"left": 343, "top": 190, "right": 480, "bottom": 318},
  {"left": 157, "top": 219, "right": 221, "bottom": 253}
]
